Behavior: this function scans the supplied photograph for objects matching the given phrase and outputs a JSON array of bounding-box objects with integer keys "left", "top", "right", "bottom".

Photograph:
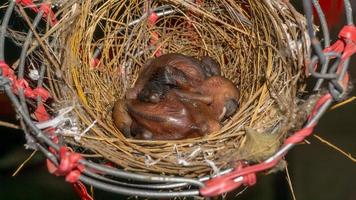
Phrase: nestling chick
[
  {"left": 180, "top": 98, "right": 221, "bottom": 134},
  {"left": 112, "top": 99, "right": 132, "bottom": 137},
  {"left": 172, "top": 76, "right": 240, "bottom": 121},
  {"left": 200, "top": 55, "right": 221, "bottom": 77},
  {"left": 126, "top": 91, "right": 220, "bottom": 140},
  {"left": 199, "top": 76, "right": 240, "bottom": 120},
  {"left": 113, "top": 54, "right": 236, "bottom": 140},
  {"left": 126, "top": 53, "right": 221, "bottom": 103}
]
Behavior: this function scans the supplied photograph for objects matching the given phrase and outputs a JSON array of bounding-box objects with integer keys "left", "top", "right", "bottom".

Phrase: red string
[{"left": 73, "top": 182, "right": 94, "bottom": 200}]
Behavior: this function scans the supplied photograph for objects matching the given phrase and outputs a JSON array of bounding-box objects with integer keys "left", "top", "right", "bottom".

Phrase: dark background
[{"left": 0, "top": 1, "right": 355, "bottom": 200}]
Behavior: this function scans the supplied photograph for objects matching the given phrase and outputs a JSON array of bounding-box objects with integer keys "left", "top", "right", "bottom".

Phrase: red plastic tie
[
  {"left": 308, "top": 93, "right": 332, "bottom": 120},
  {"left": 7, "top": 74, "right": 51, "bottom": 102},
  {"left": 200, "top": 160, "right": 282, "bottom": 197},
  {"left": 148, "top": 12, "right": 159, "bottom": 26},
  {"left": 339, "top": 25, "right": 356, "bottom": 42},
  {"left": 307, "top": 25, "right": 356, "bottom": 82},
  {"left": 33, "top": 86, "right": 51, "bottom": 102},
  {"left": 284, "top": 125, "right": 315, "bottom": 145},
  {"left": 16, "top": 0, "right": 39, "bottom": 12},
  {"left": 324, "top": 25, "right": 356, "bottom": 62},
  {"left": 0, "top": 61, "right": 14, "bottom": 78},
  {"left": 147, "top": 11, "right": 161, "bottom": 57},
  {"left": 47, "top": 147, "right": 84, "bottom": 183},
  {"left": 13, "top": 78, "right": 33, "bottom": 97},
  {"left": 34, "top": 103, "right": 50, "bottom": 121},
  {"left": 0, "top": 61, "right": 54, "bottom": 154},
  {"left": 285, "top": 93, "right": 332, "bottom": 144},
  {"left": 39, "top": 3, "right": 58, "bottom": 26}
]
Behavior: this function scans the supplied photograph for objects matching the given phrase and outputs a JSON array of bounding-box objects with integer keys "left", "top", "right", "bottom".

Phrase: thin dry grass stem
[
  {"left": 12, "top": 150, "right": 37, "bottom": 177},
  {"left": 313, "top": 134, "right": 356, "bottom": 163},
  {"left": 0, "top": 120, "right": 20, "bottom": 129},
  {"left": 330, "top": 96, "right": 356, "bottom": 110},
  {"left": 90, "top": 186, "right": 95, "bottom": 200},
  {"left": 0, "top": 3, "right": 9, "bottom": 10},
  {"left": 285, "top": 165, "right": 297, "bottom": 200},
  {"left": 14, "top": 0, "right": 310, "bottom": 176}
]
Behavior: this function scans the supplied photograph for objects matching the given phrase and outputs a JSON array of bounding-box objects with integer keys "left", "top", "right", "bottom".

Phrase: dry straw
[{"left": 35, "top": 0, "right": 311, "bottom": 177}]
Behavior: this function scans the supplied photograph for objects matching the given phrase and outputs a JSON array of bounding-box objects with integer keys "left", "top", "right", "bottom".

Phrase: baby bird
[
  {"left": 200, "top": 55, "right": 221, "bottom": 77},
  {"left": 126, "top": 91, "right": 220, "bottom": 140},
  {"left": 180, "top": 98, "right": 221, "bottom": 134},
  {"left": 112, "top": 54, "right": 237, "bottom": 140},
  {"left": 172, "top": 76, "right": 240, "bottom": 121},
  {"left": 126, "top": 53, "right": 220, "bottom": 103},
  {"left": 199, "top": 76, "right": 240, "bottom": 120},
  {"left": 112, "top": 99, "right": 132, "bottom": 137}
]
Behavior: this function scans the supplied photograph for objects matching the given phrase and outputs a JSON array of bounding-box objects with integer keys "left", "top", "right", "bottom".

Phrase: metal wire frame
[{"left": 0, "top": 0, "right": 354, "bottom": 198}]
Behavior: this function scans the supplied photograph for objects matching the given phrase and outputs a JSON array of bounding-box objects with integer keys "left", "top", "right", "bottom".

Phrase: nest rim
[{"left": 46, "top": 0, "right": 309, "bottom": 177}]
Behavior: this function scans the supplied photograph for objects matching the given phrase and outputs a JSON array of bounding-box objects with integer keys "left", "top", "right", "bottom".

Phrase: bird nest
[{"left": 43, "top": 0, "right": 310, "bottom": 177}]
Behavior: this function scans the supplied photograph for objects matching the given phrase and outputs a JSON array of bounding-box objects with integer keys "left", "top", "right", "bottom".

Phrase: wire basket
[{"left": 0, "top": 0, "right": 354, "bottom": 198}]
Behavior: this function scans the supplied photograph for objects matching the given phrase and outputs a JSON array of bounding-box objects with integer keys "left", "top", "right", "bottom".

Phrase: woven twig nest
[{"left": 48, "top": 0, "right": 309, "bottom": 177}]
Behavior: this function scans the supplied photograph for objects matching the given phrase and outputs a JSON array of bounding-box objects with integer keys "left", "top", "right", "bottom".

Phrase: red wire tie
[
  {"left": 148, "top": 12, "right": 159, "bottom": 26},
  {"left": 13, "top": 79, "right": 51, "bottom": 102},
  {"left": 33, "top": 86, "right": 51, "bottom": 101},
  {"left": 307, "top": 25, "right": 356, "bottom": 78},
  {"left": 200, "top": 158, "right": 286, "bottom": 197},
  {"left": 12, "top": 78, "right": 34, "bottom": 98},
  {"left": 34, "top": 102, "right": 50, "bottom": 121},
  {"left": 47, "top": 146, "right": 85, "bottom": 183},
  {"left": 325, "top": 25, "right": 356, "bottom": 77},
  {"left": 324, "top": 25, "right": 356, "bottom": 58},
  {"left": 331, "top": 25, "right": 354, "bottom": 71},
  {"left": 16, "top": 1, "right": 58, "bottom": 26},
  {"left": 16, "top": 0, "right": 39, "bottom": 12},
  {"left": 47, "top": 147, "right": 93, "bottom": 200},
  {"left": 39, "top": 3, "right": 58, "bottom": 26},
  {"left": 0, "top": 61, "right": 50, "bottom": 102},
  {"left": 285, "top": 93, "right": 333, "bottom": 144},
  {"left": 148, "top": 12, "right": 161, "bottom": 57},
  {"left": 0, "top": 61, "right": 14, "bottom": 77}
]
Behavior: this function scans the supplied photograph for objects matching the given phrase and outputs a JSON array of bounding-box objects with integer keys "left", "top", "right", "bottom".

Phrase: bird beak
[{"left": 219, "top": 107, "right": 227, "bottom": 120}]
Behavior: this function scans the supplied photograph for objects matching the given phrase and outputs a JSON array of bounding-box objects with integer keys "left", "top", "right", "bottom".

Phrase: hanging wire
[
  {"left": 0, "top": 1, "right": 15, "bottom": 61},
  {"left": 312, "top": 0, "right": 331, "bottom": 90}
]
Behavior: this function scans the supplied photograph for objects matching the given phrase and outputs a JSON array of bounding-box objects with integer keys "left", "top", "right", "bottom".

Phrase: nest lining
[{"left": 44, "top": 0, "right": 310, "bottom": 177}]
